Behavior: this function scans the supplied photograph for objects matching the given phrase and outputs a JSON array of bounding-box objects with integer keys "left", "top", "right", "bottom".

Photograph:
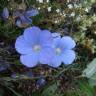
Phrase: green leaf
[
  {"left": 82, "top": 58, "right": 96, "bottom": 78},
  {"left": 82, "top": 58, "right": 96, "bottom": 86},
  {"left": 88, "top": 73, "right": 96, "bottom": 86},
  {"left": 89, "top": 78, "right": 96, "bottom": 86}
]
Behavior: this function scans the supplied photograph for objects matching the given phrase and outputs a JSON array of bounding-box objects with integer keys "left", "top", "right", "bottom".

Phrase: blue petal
[
  {"left": 52, "top": 33, "right": 61, "bottom": 38},
  {"left": 16, "top": 19, "right": 22, "bottom": 27},
  {"left": 25, "top": 8, "right": 39, "bottom": 17},
  {"left": 39, "top": 47, "right": 54, "bottom": 64},
  {"left": 49, "top": 55, "right": 62, "bottom": 68},
  {"left": 2, "top": 7, "right": 9, "bottom": 20},
  {"left": 62, "top": 50, "right": 76, "bottom": 64},
  {"left": 39, "top": 30, "right": 53, "bottom": 46},
  {"left": 24, "top": 26, "right": 41, "bottom": 45},
  {"left": 20, "top": 15, "right": 32, "bottom": 24},
  {"left": 60, "top": 36, "right": 76, "bottom": 49},
  {"left": 53, "top": 37, "right": 62, "bottom": 48},
  {"left": 25, "top": 16, "right": 32, "bottom": 23},
  {"left": 15, "top": 35, "right": 33, "bottom": 54},
  {"left": 13, "top": 11, "right": 21, "bottom": 18},
  {"left": 16, "top": 16, "right": 32, "bottom": 27},
  {"left": 20, "top": 54, "right": 39, "bottom": 67}
]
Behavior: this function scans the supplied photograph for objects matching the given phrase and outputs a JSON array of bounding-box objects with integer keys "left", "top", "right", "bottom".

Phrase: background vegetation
[{"left": 0, "top": 0, "right": 96, "bottom": 96}]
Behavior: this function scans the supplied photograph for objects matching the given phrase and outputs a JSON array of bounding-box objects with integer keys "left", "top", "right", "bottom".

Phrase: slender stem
[{"left": 0, "top": 64, "right": 83, "bottom": 82}]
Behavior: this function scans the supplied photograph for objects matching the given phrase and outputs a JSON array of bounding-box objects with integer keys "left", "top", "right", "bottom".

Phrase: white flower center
[
  {"left": 33, "top": 45, "right": 41, "bottom": 52},
  {"left": 56, "top": 48, "right": 61, "bottom": 54}
]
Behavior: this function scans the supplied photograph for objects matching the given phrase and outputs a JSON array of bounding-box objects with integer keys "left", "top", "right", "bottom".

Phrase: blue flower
[
  {"left": 49, "top": 36, "right": 76, "bottom": 68},
  {"left": 2, "top": 7, "right": 9, "bottom": 21},
  {"left": 13, "top": 8, "right": 39, "bottom": 28},
  {"left": 15, "top": 26, "right": 54, "bottom": 67}
]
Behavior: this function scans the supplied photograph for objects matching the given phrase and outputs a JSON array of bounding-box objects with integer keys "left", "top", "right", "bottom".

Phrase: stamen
[
  {"left": 56, "top": 48, "right": 61, "bottom": 54},
  {"left": 33, "top": 45, "right": 41, "bottom": 52}
]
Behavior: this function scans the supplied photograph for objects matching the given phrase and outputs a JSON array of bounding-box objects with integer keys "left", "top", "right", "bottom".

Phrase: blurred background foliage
[{"left": 0, "top": 0, "right": 96, "bottom": 96}]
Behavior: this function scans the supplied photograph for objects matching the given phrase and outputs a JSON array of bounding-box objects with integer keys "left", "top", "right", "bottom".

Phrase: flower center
[
  {"left": 33, "top": 45, "right": 41, "bottom": 52},
  {"left": 55, "top": 48, "right": 61, "bottom": 54}
]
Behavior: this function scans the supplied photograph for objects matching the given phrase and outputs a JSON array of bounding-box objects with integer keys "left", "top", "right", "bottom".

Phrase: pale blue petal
[
  {"left": 20, "top": 54, "right": 39, "bottom": 67},
  {"left": 25, "top": 16, "right": 32, "bottom": 23},
  {"left": 39, "top": 30, "right": 53, "bottom": 46},
  {"left": 20, "top": 15, "right": 32, "bottom": 24},
  {"left": 53, "top": 37, "right": 61, "bottom": 48},
  {"left": 39, "top": 47, "right": 54, "bottom": 64},
  {"left": 15, "top": 35, "right": 33, "bottom": 54},
  {"left": 61, "top": 36, "right": 76, "bottom": 49},
  {"left": 53, "top": 37, "right": 64, "bottom": 50},
  {"left": 16, "top": 19, "right": 22, "bottom": 27},
  {"left": 49, "top": 55, "right": 62, "bottom": 68},
  {"left": 13, "top": 11, "right": 21, "bottom": 18},
  {"left": 62, "top": 50, "right": 76, "bottom": 64},
  {"left": 24, "top": 26, "right": 41, "bottom": 45},
  {"left": 52, "top": 33, "right": 61, "bottom": 38},
  {"left": 16, "top": 16, "right": 32, "bottom": 27},
  {"left": 25, "top": 8, "right": 39, "bottom": 17}
]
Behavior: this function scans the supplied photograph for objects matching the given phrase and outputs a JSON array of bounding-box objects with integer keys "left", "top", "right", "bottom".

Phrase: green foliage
[
  {"left": 78, "top": 81, "right": 94, "bottom": 96},
  {"left": 82, "top": 58, "right": 96, "bottom": 86},
  {"left": 0, "top": 88, "right": 4, "bottom": 96},
  {"left": 32, "top": 80, "right": 61, "bottom": 96},
  {"left": 89, "top": 76, "right": 96, "bottom": 86},
  {"left": 0, "top": 0, "right": 96, "bottom": 96},
  {"left": 88, "top": 72, "right": 96, "bottom": 86},
  {"left": 82, "top": 58, "right": 96, "bottom": 78}
]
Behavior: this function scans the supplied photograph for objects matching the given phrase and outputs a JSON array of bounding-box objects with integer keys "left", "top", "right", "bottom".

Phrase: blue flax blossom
[
  {"left": 49, "top": 36, "right": 76, "bottom": 68},
  {"left": 13, "top": 8, "right": 38, "bottom": 27},
  {"left": 15, "top": 26, "right": 54, "bottom": 67},
  {"left": 2, "top": 7, "right": 9, "bottom": 21}
]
